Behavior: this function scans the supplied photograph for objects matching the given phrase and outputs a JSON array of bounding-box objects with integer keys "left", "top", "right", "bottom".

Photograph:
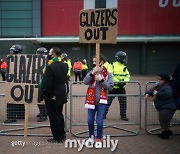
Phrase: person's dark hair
[
  {"left": 100, "top": 54, "right": 107, "bottom": 62},
  {"left": 157, "top": 73, "right": 170, "bottom": 82},
  {"left": 75, "top": 58, "right": 79, "bottom": 62},
  {"left": 93, "top": 54, "right": 107, "bottom": 63},
  {"left": 51, "top": 47, "right": 61, "bottom": 56}
]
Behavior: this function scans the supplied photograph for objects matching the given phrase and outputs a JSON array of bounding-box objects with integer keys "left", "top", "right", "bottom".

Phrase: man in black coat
[{"left": 42, "top": 47, "right": 68, "bottom": 143}]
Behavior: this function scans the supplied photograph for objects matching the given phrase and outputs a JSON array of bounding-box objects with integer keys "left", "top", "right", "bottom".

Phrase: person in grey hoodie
[
  {"left": 145, "top": 73, "right": 177, "bottom": 139},
  {"left": 83, "top": 54, "right": 114, "bottom": 148}
]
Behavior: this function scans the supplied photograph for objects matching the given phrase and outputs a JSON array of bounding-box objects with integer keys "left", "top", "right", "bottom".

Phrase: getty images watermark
[
  {"left": 65, "top": 135, "right": 118, "bottom": 152},
  {"left": 10, "top": 135, "right": 118, "bottom": 151}
]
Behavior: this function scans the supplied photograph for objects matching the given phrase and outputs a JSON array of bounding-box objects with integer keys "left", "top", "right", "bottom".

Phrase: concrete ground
[{"left": 0, "top": 75, "right": 180, "bottom": 154}]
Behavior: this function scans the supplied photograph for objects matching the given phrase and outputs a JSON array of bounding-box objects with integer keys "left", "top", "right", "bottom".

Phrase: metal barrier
[
  {"left": 144, "top": 81, "right": 180, "bottom": 135},
  {"left": 0, "top": 81, "right": 68, "bottom": 137},
  {"left": 69, "top": 81, "right": 142, "bottom": 138}
]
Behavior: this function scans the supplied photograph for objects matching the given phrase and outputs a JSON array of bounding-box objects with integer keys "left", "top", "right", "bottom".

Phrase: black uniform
[
  {"left": 36, "top": 47, "right": 48, "bottom": 122},
  {"left": 4, "top": 46, "right": 25, "bottom": 123}
]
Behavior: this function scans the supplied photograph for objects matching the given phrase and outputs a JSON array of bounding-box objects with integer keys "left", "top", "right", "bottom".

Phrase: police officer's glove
[{"left": 118, "top": 82, "right": 126, "bottom": 88}]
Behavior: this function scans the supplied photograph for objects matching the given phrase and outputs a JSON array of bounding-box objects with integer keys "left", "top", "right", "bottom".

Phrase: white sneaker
[
  {"left": 95, "top": 139, "right": 102, "bottom": 148},
  {"left": 85, "top": 136, "right": 95, "bottom": 147}
]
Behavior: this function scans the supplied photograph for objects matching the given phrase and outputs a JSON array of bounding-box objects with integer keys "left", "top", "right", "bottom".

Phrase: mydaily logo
[{"left": 65, "top": 135, "right": 118, "bottom": 152}]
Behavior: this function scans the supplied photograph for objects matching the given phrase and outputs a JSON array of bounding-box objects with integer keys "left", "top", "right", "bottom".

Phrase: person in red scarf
[{"left": 84, "top": 54, "right": 114, "bottom": 148}]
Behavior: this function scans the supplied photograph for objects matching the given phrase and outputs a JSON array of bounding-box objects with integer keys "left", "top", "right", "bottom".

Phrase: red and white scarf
[{"left": 85, "top": 66, "right": 108, "bottom": 109}]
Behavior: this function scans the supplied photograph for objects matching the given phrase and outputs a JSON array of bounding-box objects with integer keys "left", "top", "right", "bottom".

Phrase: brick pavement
[
  {"left": 0, "top": 130, "right": 180, "bottom": 154},
  {"left": 0, "top": 75, "right": 180, "bottom": 154}
]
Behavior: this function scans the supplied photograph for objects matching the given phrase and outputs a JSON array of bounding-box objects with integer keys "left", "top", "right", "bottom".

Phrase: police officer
[
  {"left": 10, "top": 45, "right": 22, "bottom": 54},
  {"left": 4, "top": 45, "right": 25, "bottom": 123},
  {"left": 82, "top": 59, "right": 88, "bottom": 80},
  {"left": 104, "top": 51, "right": 130, "bottom": 121},
  {"left": 36, "top": 47, "right": 48, "bottom": 122},
  {"left": 61, "top": 52, "right": 70, "bottom": 94},
  {"left": 61, "top": 53, "right": 72, "bottom": 81}
]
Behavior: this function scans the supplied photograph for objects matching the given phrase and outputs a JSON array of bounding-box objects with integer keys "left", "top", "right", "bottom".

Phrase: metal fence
[
  {"left": 144, "top": 81, "right": 180, "bottom": 135},
  {"left": 69, "top": 81, "right": 142, "bottom": 138},
  {"left": 0, "top": 81, "right": 68, "bottom": 137},
  {"left": 1, "top": 80, "right": 180, "bottom": 137}
]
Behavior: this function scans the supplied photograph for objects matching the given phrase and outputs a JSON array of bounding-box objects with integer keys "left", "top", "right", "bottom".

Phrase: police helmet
[
  {"left": 115, "top": 51, "right": 127, "bottom": 64},
  {"left": 83, "top": 59, "right": 87, "bottom": 64},
  {"left": 10, "top": 45, "right": 22, "bottom": 54},
  {"left": 61, "top": 53, "right": 68, "bottom": 60},
  {"left": 36, "top": 47, "right": 48, "bottom": 55}
]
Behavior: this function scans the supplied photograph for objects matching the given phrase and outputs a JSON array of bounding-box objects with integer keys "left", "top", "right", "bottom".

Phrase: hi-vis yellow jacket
[
  {"left": 64, "top": 60, "right": 72, "bottom": 77},
  {"left": 82, "top": 63, "right": 88, "bottom": 70},
  {"left": 103, "top": 61, "right": 111, "bottom": 71},
  {"left": 108, "top": 61, "right": 130, "bottom": 89}
]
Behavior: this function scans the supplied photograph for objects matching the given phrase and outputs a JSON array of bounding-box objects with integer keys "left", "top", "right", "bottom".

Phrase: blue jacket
[{"left": 146, "top": 83, "right": 177, "bottom": 111}]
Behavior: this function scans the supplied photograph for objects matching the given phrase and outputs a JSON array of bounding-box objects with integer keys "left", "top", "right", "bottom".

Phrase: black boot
[
  {"left": 37, "top": 116, "right": 47, "bottom": 122},
  {"left": 4, "top": 119, "right": 17, "bottom": 123},
  {"left": 167, "top": 130, "right": 173, "bottom": 135},
  {"left": 121, "top": 116, "right": 129, "bottom": 121},
  {"left": 158, "top": 131, "right": 169, "bottom": 139}
]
